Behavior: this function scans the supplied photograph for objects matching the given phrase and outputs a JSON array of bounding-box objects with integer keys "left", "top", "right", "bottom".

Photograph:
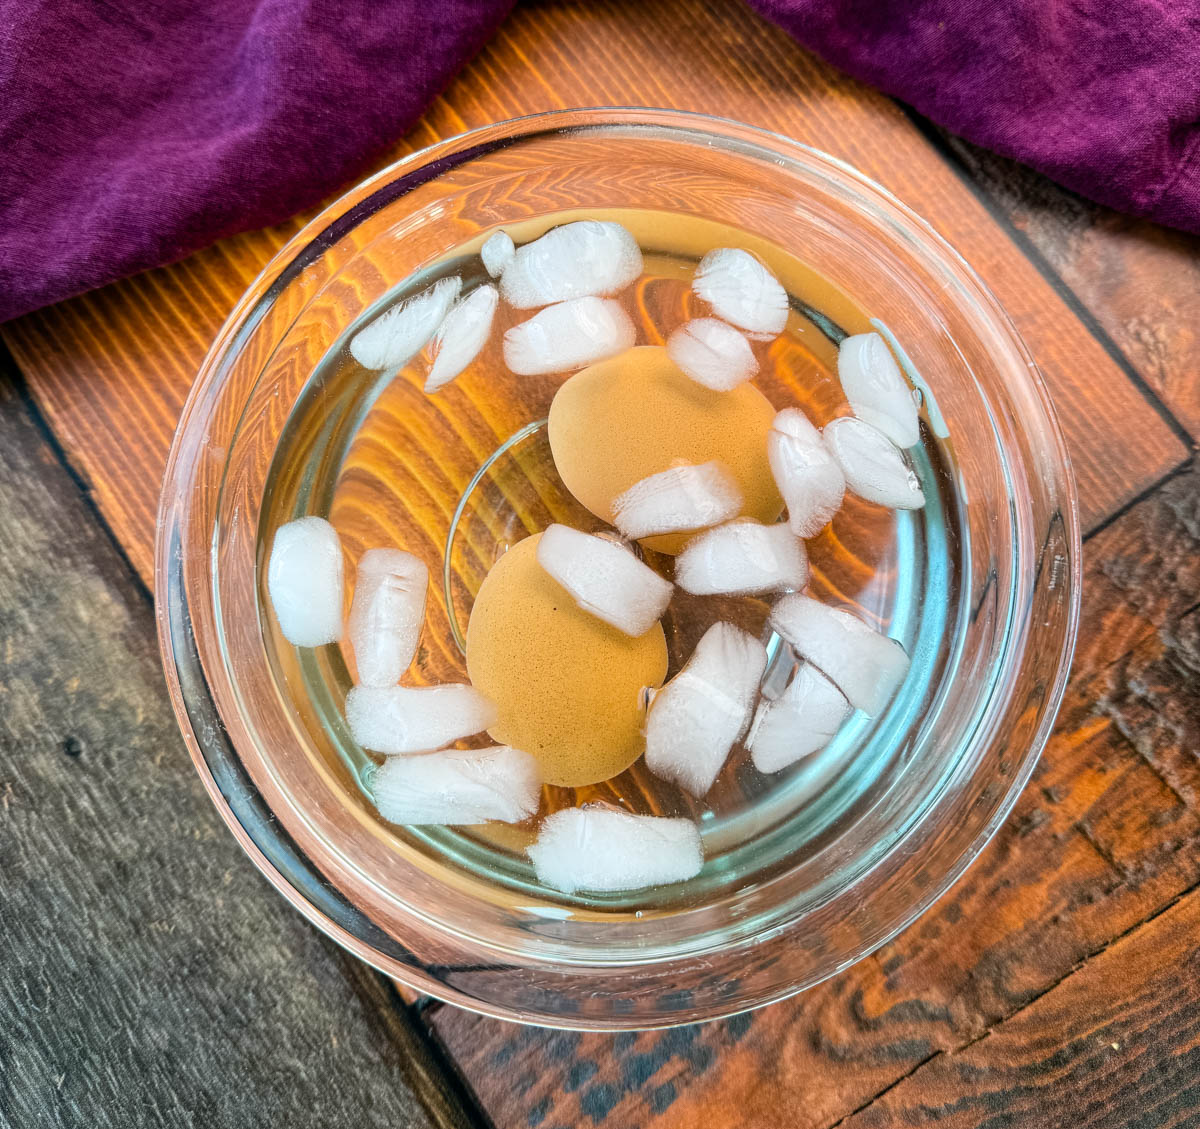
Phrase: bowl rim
[{"left": 155, "top": 105, "right": 1082, "bottom": 1028}]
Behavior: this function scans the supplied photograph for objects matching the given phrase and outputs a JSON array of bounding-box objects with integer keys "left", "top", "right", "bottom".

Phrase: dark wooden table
[{"left": 3, "top": 2, "right": 1199, "bottom": 1126}]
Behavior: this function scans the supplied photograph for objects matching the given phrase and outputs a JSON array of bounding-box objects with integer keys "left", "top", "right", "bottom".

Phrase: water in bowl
[{"left": 258, "top": 208, "right": 961, "bottom": 911}]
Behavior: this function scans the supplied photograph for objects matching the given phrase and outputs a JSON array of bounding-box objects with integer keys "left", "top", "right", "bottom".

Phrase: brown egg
[
  {"left": 465, "top": 534, "right": 668, "bottom": 788},
  {"left": 547, "top": 346, "right": 783, "bottom": 553}
]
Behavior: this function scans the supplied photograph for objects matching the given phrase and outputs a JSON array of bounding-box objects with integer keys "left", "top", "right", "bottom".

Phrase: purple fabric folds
[
  {"left": 748, "top": 0, "right": 1200, "bottom": 233},
  {"left": 0, "top": 1, "right": 511, "bottom": 321},
  {"left": 1, "top": 0, "right": 1198, "bottom": 323}
]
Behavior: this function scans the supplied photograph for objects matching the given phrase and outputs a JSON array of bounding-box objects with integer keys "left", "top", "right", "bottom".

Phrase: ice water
[{"left": 259, "top": 208, "right": 959, "bottom": 907}]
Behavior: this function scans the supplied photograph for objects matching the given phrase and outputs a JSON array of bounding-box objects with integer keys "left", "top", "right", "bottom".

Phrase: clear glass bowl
[{"left": 155, "top": 108, "right": 1080, "bottom": 1028}]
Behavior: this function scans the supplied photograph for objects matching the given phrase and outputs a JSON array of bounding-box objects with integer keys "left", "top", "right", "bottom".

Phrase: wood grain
[
  {"left": 937, "top": 128, "right": 1200, "bottom": 442},
  {"left": 429, "top": 462, "right": 1200, "bottom": 1129},
  {"left": 835, "top": 880, "right": 1200, "bottom": 1128},
  {"left": 1075, "top": 460, "right": 1200, "bottom": 678},
  {"left": 0, "top": 370, "right": 468, "bottom": 1129},
  {"left": 1, "top": 0, "right": 1189, "bottom": 588}
]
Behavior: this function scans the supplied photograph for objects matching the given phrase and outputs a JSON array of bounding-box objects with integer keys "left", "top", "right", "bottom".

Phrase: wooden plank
[
  {"left": 0, "top": 370, "right": 472, "bottom": 1129},
  {"left": 428, "top": 465, "right": 1200, "bottom": 1129},
  {"left": 2, "top": 0, "right": 1187, "bottom": 588},
  {"left": 937, "top": 128, "right": 1200, "bottom": 441},
  {"left": 1074, "top": 460, "right": 1200, "bottom": 678},
  {"left": 835, "top": 875, "right": 1200, "bottom": 1128}
]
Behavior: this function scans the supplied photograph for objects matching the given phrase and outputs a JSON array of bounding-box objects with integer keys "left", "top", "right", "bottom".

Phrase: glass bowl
[{"left": 155, "top": 108, "right": 1080, "bottom": 1029}]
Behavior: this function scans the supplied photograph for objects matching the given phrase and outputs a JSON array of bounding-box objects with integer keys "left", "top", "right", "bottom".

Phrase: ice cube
[
  {"left": 425, "top": 284, "right": 498, "bottom": 393},
  {"left": 666, "top": 317, "right": 758, "bottom": 391},
  {"left": 527, "top": 806, "right": 703, "bottom": 894},
  {"left": 500, "top": 220, "right": 643, "bottom": 308},
  {"left": 480, "top": 230, "right": 515, "bottom": 278},
  {"left": 769, "top": 594, "right": 910, "bottom": 717},
  {"left": 346, "top": 548, "right": 428, "bottom": 687},
  {"left": 267, "top": 516, "right": 344, "bottom": 647},
  {"left": 611, "top": 461, "right": 742, "bottom": 541},
  {"left": 644, "top": 622, "right": 767, "bottom": 796},
  {"left": 536, "top": 524, "right": 672, "bottom": 637},
  {"left": 824, "top": 417, "right": 925, "bottom": 509},
  {"left": 838, "top": 332, "right": 920, "bottom": 448},
  {"left": 503, "top": 297, "right": 635, "bottom": 376},
  {"left": 766, "top": 408, "right": 846, "bottom": 539},
  {"left": 369, "top": 745, "right": 541, "bottom": 825},
  {"left": 345, "top": 683, "right": 498, "bottom": 755},
  {"left": 692, "top": 248, "right": 788, "bottom": 338},
  {"left": 349, "top": 276, "right": 462, "bottom": 371},
  {"left": 675, "top": 519, "right": 808, "bottom": 596},
  {"left": 748, "top": 663, "right": 851, "bottom": 773}
]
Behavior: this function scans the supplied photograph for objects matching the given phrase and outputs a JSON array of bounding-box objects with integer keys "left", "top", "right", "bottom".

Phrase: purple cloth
[
  {"left": 2, "top": 0, "right": 1199, "bottom": 322},
  {"left": 748, "top": 0, "right": 1200, "bottom": 233},
  {"left": 0, "top": 1, "right": 511, "bottom": 321}
]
